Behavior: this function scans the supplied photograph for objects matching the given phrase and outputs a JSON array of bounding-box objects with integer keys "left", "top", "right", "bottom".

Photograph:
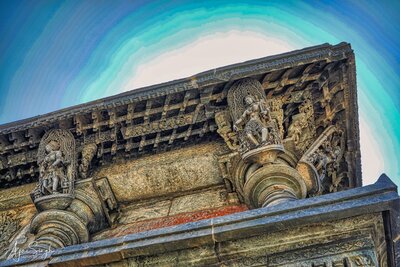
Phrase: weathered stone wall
[
  {"left": 94, "top": 141, "right": 229, "bottom": 203},
  {"left": 0, "top": 141, "right": 245, "bottom": 250},
  {"left": 93, "top": 185, "right": 246, "bottom": 240},
  {"left": 92, "top": 141, "right": 248, "bottom": 241}
]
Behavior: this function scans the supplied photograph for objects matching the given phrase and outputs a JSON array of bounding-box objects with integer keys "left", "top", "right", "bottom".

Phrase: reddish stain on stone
[{"left": 99, "top": 205, "right": 248, "bottom": 239}]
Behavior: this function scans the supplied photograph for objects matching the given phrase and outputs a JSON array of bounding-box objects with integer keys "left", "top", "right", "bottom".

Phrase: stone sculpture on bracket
[
  {"left": 297, "top": 125, "right": 345, "bottom": 194},
  {"left": 216, "top": 77, "right": 348, "bottom": 208},
  {"left": 31, "top": 129, "right": 76, "bottom": 211},
  {"left": 233, "top": 95, "right": 280, "bottom": 150},
  {"left": 11, "top": 129, "right": 118, "bottom": 260},
  {"left": 228, "top": 78, "right": 283, "bottom": 156},
  {"left": 218, "top": 78, "right": 307, "bottom": 208}
]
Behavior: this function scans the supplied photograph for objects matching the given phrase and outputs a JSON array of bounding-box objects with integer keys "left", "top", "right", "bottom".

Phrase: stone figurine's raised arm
[
  {"left": 51, "top": 150, "right": 63, "bottom": 167},
  {"left": 234, "top": 109, "right": 249, "bottom": 131}
]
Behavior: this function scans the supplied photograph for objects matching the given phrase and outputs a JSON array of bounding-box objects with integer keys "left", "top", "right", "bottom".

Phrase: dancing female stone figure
[
  {"left": 33, "top": 129, "right": 76, "bottom": 202},
  {"left": 39, "top": 140, "right": 67, "bottom": 195},
  {"left": 233, "top": 95, "right": 273, "bottom": 148}
]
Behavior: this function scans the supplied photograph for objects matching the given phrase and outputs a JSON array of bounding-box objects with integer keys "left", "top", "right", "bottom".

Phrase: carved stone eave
[
  {"left": 0, "top": 175, "right": 397, "bottom": 267},
  {"left": 0, "top": 42, "right": 361, "bottom": 193}
]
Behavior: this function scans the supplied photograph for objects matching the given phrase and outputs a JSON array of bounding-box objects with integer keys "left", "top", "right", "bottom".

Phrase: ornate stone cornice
[
  {"left": 0, "top": 42, "right": 351, "bottom": 135},
  {"left": 0, "top": 42, "right": 360, "bottom": 193}
]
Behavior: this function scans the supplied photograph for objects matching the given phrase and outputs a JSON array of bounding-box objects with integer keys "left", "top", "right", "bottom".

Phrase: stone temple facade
[{"left": 0, "top": 43, "right": 398, "bottom": 266}]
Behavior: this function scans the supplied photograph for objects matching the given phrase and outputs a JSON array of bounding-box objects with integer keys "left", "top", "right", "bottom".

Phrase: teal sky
[{"left": 0, "top": 0, "right": 399, "bottom": 185}]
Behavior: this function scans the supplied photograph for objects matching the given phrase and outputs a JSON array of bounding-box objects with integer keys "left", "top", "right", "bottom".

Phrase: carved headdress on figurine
[{"left": 227, "top": 78, "right": 266, "bottom": 124}]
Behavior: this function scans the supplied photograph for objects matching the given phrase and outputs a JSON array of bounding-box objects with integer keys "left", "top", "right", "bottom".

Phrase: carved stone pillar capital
[
  {"left": 217, "top": 78, "right": 308, "bottom": 208},
  {"left": 244, "top": 164, "right": 307, "bottom": 208},
  {"left": 20, "top": 129, "right": 117, "bottom": 258},
  {"left": 216, "top": 77, "right": 346, "bottom": 208},
  {"left": 29, "top": 210, "right": 89, "bottom": 250}
]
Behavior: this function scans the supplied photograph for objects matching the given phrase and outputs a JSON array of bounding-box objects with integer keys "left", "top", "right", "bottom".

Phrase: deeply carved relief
[
  {"left": 287, "top": 93, "right": 316, "bottom": 154},
  {"left": 217, "top": 78, "right": 309, "bottom": 208},
  {"left": 234, "top": 95, "right": 281, "bottom": 153},
  {"left": 0, "top": 212, "right": 21, "bottom": 257},
  {"left": 216, "top": 76, "right": 351, "bottom": 206},
  {"left": 31, "top": 129, "right": 77, "bottom": 211},
  {"left": 297, "top": 126, "right": 345, "bottom": 194},
  {"left": 227, "top": 78, "right": 283, "bottom": 154},
  {"left": 0, "top": 206, "right": 36, "bottom": 260},
  {"left": 79, "top": 143, "right": 97, "bottom": 179},
  {"left": 215, "top": 111, "right": 238, "bottom": 151}
]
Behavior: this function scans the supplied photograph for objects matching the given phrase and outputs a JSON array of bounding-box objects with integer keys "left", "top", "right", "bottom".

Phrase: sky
[{"left": 0, "top": 0, "right": 399, "bottom": 186}]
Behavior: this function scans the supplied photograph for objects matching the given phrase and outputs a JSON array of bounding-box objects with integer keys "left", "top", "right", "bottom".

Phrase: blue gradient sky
[{"left": 0, "top": 0, "right": 399, "bottom": 185}]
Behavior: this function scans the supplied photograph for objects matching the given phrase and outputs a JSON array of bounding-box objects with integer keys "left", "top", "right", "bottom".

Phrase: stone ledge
[{"left": 1, "top": 174, "right": 398, "bottom": 267}]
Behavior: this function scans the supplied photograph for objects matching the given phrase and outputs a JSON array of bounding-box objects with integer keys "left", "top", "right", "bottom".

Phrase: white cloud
[
  {"left": 122, "top": 30, "right": 296, "bottom": 90},
  {"left": 359, "top": 116, "right": 385, "bottom": 185}
]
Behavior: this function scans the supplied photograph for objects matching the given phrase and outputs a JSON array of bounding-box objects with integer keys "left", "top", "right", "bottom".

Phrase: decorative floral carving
[{"left": 287, "top": 95, "right": 315, "bottom": 153}]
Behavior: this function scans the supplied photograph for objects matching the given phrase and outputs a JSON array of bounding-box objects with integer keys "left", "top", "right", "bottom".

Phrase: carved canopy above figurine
[{"left": 0, "top": 42, "right": 361, "bottom": 195}]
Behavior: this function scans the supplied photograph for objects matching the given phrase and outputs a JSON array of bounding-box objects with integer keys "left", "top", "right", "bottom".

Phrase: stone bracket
[{"left": 93, "top": 177, "right": 119, "bottom": 226}]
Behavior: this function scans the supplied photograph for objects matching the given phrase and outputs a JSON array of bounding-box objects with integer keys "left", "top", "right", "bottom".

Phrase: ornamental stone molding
[{"left": 0, "top": 43, "right": 397, "bottom": 266}]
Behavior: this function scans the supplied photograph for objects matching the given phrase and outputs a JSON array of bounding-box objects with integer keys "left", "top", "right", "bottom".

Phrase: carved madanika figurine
[
  {"left": 33, "top": 129, "right": 77, "bottom": 202},
  {"left": 39, "top": 140, "right": 68, "bottom": 195},
  {"left": 234, "top": 95, "right": 279, "bottom": 152}
]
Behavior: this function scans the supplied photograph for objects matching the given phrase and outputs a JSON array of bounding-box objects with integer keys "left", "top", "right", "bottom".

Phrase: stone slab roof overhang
[
  {"left": 0, "top": 42, "right": 361, "bottom": 189},
  {"left": 1, "top": 174, "right": 398, "bottom": 267}
]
